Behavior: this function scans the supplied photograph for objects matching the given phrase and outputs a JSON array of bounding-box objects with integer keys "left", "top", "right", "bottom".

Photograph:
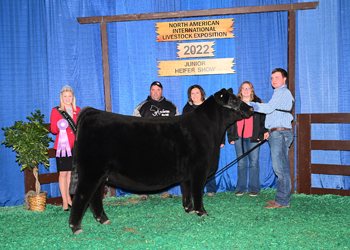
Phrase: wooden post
[
  {"left": 100, "top": 21, "right": 111, "bottom": 113},
  {"left": 296, "top": 114, "right": 311, "bottom": 194},
  {"left": 287, "top": 9, "right": 296, "bottom": 194}
]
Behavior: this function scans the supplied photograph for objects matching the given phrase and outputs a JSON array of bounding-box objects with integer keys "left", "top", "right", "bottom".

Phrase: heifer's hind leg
[
  {"left": 69, "top": 177, "right": 104, "bottom": 234},
  {"left": 69, "top": 184, "right": 93, "bottom": 234},
  {"left": 181, "top": 181, "right": 194, "bottom": 214},
  {"left": 89, "top": 181, "right": 110, "bottom": 225}
]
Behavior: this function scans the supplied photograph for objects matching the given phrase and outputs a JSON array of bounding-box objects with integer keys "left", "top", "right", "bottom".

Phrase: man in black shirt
[
  {"left": 133, "top": 81, "right": 179, "bottom": 117},
  {"left": 133, "top": 81, "right": 179, "bottom": 200}
]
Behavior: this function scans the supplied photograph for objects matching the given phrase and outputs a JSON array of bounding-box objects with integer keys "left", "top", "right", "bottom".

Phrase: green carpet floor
[{"left": 1, "top": 189, "right": 349, "bottom": 249}]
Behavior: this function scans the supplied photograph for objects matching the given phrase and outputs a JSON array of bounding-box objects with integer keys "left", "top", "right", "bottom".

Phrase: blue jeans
[
  {"left": 268, "top": 130, "right": 294, "bottom": 206},
  {"left": 234, "top": 137, "right": 261, "bottom": 193},
  {"left": 205, "top": 176, "right": 216, "bottom": 193}
]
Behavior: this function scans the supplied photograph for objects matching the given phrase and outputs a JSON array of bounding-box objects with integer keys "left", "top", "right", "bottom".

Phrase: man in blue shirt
[{"left": 249, "top": 68, "right": 294, "bottom": 209}]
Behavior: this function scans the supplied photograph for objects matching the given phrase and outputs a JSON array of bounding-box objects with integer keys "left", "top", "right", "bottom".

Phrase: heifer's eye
[{"left": 229, "top": 98, "right": 236, "bottom": 103}]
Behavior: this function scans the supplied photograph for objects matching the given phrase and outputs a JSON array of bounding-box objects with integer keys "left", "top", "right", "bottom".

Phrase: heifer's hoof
[
  {"left": 103, "top": 220, "right": 111, "bottom": 225},
  {"left": 70, "top": 224, "right": 83, "bottom": 235},
  {"left": 73, "top": 229, "right": 83, "bottom": 235},
  {"left": 184, "top": 207, "right": 195, "bottom": 214},
  {"left": 96, "top": 214, "right": 110, "bottom": 224},
  {"left": 196, "top": 211, "right": 209, "bottom": 217},
  {"left": 97, "top": 217, "right": 111, "bottom": 224}
]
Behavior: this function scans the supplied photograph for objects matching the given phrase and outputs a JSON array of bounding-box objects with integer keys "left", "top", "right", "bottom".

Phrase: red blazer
[{"left": 50, "top": 106, "right": 81, "bottom": 150}]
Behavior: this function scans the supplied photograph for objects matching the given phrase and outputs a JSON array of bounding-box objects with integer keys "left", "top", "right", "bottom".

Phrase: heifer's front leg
[
  {"left": 192, "top": 179, "right": 208, "bottom": 217},
  {"left": 89, "top": 180, "right": 110, "bottom": 225},
  {"left": 180, "top": 181, "right": 194, "bottom": 214}
]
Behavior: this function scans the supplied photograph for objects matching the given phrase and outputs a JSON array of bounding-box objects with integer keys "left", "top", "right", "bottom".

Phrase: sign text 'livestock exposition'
[{"left": 156, "top": 19, "right": 235, "bottom": 42}]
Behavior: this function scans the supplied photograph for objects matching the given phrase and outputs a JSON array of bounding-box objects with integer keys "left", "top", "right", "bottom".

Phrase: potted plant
[{"left": 2, "top": 110, "right": 53, "bottom": 211}]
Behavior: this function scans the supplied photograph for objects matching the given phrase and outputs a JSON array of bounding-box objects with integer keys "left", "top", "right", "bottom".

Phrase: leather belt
[{"left": 270, "top": 127, "right": 291, "bottom": 133}]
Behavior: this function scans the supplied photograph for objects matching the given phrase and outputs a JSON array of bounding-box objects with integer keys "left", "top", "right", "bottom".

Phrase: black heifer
[{"left": 69, "top": 88, "right": 253, "bottom": 234}]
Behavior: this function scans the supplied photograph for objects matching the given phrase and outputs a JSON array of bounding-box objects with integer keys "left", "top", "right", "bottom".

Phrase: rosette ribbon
[{"left": 56, "top": 119, "right": 72, "bottom": 157}]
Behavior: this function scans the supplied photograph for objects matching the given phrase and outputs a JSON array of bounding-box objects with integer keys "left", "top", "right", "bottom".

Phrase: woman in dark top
[
  {"left": 182, "top": 85, "right": 216, "bottom": 196},
  {"left": 226, "top": 81, "right": 269, "bottom": 197}
]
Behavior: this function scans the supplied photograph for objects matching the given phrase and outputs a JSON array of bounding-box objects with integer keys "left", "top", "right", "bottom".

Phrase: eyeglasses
[{"left": 242, "top": 87, "right": 252, "bottom": 90}]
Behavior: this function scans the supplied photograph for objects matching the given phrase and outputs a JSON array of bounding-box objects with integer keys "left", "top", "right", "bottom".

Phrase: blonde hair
[
  {"left": 237, "top": 81, "right": 255, "bottom": 102},
  {"left": 59, "top": 85, "right": 77, "bottom": 111}
]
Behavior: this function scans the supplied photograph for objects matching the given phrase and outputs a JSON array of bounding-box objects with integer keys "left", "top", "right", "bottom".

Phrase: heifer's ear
[
  {"left": 227, "top": 88, "right": 233, "bottom": 93},
  {"left": 214, "top": 89, "right": 225, "bottom": 102},
  {"left": 215, "top": 88, "right": 224, "bottom": 97}
]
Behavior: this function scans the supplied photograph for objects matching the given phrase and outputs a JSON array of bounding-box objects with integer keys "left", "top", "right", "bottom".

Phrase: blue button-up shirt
[{"left": 249, "top": 85, "right": 294, "bottom": 129}]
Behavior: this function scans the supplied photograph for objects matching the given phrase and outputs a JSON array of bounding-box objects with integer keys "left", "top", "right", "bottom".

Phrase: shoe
[
  {"left": 265, "top": 203, "right": 290, "bottom": 209},
  {"left": 139, "top": 195, "right": 148, "bottom": 200},
  {"left": 235, "top": 192, "right": 245, "bottom": 196},
  {"left": 160, "top": 192, "right": 171, "bottom": 198},
  {"left": 207, "top": 192, "right": 215, "bottom": 197},
  {"left": 266, "top": 200, "right": 275, "bottom": 205},
  {"left": 249, "top": 192, "right": 258, "bottom": 197}
]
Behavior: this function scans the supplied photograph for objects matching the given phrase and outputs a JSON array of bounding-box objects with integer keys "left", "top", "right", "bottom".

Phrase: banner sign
[
  {"left": 157, "top": 58, "right": 235, "bottom": 77},
  {"left": 156, "top": 19, "right": 234, "bottom": 42},
  {"left": 177, "top": 42, "right": 215, "bottom": 58}
]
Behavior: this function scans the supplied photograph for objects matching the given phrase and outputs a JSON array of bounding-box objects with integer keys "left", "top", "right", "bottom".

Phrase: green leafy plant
[{"left": 2, "top": 110, "right": 53, "bottom": 194}]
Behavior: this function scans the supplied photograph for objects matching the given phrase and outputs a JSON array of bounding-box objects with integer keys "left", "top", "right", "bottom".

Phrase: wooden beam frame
[
  {"left": 78, "top": 2, "right": 319, "bottom": 24},
  {"left": 77, "top": 2, "right": 319, "bottom": 196}
]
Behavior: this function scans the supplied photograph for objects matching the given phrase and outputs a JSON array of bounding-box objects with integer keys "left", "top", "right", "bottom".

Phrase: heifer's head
[{"left": 214, "top": 88, "right": 254, "bottom": 119}]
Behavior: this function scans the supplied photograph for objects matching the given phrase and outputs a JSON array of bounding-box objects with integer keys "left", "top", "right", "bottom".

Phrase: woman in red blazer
[{"left": 50, "top": 86, "right": 80, "bottom": 211}]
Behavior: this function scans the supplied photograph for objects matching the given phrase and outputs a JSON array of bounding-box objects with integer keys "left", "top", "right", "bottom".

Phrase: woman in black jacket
[
  {"left": 182, "top": 85, "right": 216, "bottom": 196},
  {"left": 226, "top": 81, "right": 269, "bottom": 197}
]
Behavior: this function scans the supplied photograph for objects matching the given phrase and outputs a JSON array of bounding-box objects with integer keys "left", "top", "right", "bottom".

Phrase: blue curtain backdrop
[
  {"left": 297, "top": 0, "right": 350, "bottom": 189},
  {"left": 0, "top": 0, "right": 349, "bottom": 206}
]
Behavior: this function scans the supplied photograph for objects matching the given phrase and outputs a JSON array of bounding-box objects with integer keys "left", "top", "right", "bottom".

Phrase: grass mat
[{"left": 0, "top": 189, "right": 349, "bottom": 249}]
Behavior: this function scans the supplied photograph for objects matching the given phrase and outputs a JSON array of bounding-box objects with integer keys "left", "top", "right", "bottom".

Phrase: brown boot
[
  {"left": 160, "top": 192, "right": 171, "bottom": 198},
  {"left": 139, "top": 194, "right": 148, "bottom": 200}
]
